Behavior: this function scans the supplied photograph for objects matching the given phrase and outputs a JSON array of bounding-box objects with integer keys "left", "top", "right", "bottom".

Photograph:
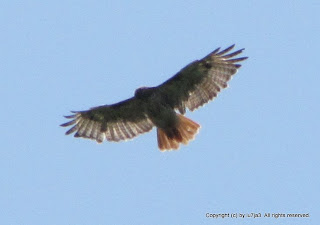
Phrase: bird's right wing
[{"left": 61, "top": 97, "right": 154, "bottom": 143}]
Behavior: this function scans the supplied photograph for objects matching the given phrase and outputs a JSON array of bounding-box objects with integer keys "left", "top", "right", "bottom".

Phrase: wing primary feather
[
  {"left": 65, "top": 121, "right": 80, "bottom": 136},
  {"left": 70, "top": 110, "right": 81, "bottom": 113},
  {"left": 60, "top": 120, "right": 76, "bottom": 127},
  {"left": 66, "top": 125, "right": 78, "bottom": 135},
  {"left": 223, "top": 49, "right": 245, "bottom": 58},
  {"left": 210, "top": 47, "right": 221, "bottom": 55},
  {"left": 234, "top": 64, "right": 243, "bottom": 68},
  {"left": 225, "top": 57, "right": 249, "bottom": 63},
  {"left": 64, "top": 114, "right": 76, "bottom": 119},
  {"left": 84, "top": 121, "right": 94, "bottom": 137},
  {"left": 74, "top": 118, "right": 84, "bottom": 130},
  {"left": 77, "top": 120, "right": 90, "bottom": 136},
  {"left": 216, "top": 44, "right": 235, "bottom": 56}
]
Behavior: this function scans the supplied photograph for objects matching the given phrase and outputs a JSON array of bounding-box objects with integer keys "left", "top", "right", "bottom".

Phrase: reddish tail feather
[{"left": 157, "top": 114, "right": 200, "bottom": 151}]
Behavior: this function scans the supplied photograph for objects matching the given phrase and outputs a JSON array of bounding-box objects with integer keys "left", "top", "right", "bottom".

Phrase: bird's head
[{"left": 134, "top": 86, "right": 154, "bottom": 99}]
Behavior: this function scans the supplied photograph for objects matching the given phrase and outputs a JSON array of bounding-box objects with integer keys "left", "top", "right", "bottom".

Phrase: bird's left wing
[
  {"left": 61, "top": 97, "right": 154, "bottom": 143},
  {"left": 156, "top": 45, "right": 248, "bottom": 114}
]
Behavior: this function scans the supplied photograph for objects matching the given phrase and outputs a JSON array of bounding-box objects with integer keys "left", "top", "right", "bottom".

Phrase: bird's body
[
  {"left": 134, "top": 87, "right": 179, "bottom": 129},
  {"left": 133, "top": 86, "right": 200, "bottom": 149},
  {"left": 61, "top": 45, "right": 247, "bottom": 151}
]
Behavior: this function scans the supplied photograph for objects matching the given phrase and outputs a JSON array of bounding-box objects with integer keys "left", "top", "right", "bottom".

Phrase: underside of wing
[
  {"left": 61, "top": 97, "right": 154, "bottom": 143},
  {"left": 157, "top": 45, "right": 248, "bottom": 113}
]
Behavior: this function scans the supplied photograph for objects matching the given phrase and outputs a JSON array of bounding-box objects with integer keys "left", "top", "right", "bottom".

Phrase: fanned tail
[{"left": 157, "top": 114, "right": 200, "bottom": 151}]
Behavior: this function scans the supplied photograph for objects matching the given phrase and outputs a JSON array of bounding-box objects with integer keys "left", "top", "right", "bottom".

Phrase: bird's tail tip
[{"left": 157, "top": 114, "right": 200, "bottom": 151}]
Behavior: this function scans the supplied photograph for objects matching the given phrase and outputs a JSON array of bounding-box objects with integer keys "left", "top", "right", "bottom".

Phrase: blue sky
[{"left": 1, "top": 1, "right": 319, "bottom": 224}]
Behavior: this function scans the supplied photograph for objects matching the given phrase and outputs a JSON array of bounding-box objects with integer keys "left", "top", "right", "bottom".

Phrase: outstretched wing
[
  {"left": 61, "top": 97, "right": 154, "bottom": 143},
  {"left": 157, "top": 45, "right": 248, "bottom": 113}
]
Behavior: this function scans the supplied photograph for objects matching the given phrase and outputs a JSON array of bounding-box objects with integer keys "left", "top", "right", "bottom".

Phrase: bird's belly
[{"left": 146, "top": 101, "right": 178, "bottom": 129}]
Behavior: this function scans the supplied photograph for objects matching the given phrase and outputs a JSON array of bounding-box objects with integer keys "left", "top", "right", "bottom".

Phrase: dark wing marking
[
  {"left": 156, "top": 45, "right": 248, "bottom": 113},
  {"left": 61, "top": 97, "right": 154, "bottom": 143}
]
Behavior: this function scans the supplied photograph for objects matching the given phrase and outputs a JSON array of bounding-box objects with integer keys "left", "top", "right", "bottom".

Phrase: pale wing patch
[
  {"left": 61, "top": 113, "right": 154, "bottom": 143},
  {"left": 185, "top": 68, "right": 234, "bottom": 111}
]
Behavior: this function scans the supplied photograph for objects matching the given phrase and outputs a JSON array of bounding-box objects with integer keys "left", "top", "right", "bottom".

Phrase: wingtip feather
[
  {"left": 64, "top": 114, "right": 75, "bottom": 119},
  {"left": 216, "top": 44, "right": 235, "bottom": 56},
  {"left": 60, "top": 120, "right": 76, "bottom": 127},
  {"left": 65, "top": 125, "right": 78, "bottom": 135}
]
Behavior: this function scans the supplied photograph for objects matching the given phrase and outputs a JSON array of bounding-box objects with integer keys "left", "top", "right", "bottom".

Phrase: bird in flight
[{"left": 61, "top": 45, "right": 247, "bottom": 151}]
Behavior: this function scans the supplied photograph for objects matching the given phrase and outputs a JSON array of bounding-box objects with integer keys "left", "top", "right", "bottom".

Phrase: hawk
[{"left": 61, "top": 45, "right": 247, "bottom": 151}]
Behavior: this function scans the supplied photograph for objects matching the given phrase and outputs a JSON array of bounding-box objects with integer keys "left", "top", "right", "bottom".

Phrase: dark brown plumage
[{"left": 61, "top": 45, "right": 247, "bottom": 151}]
